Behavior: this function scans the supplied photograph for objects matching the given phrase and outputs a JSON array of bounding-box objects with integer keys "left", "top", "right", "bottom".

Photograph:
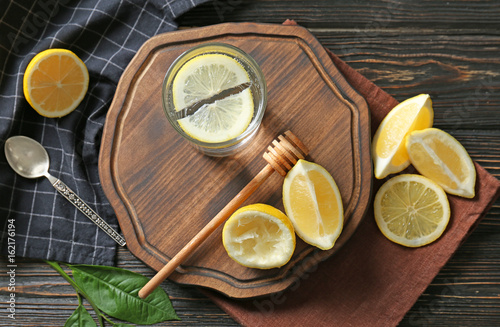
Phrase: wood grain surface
[
  {"left": 98, "top": 22, "right": 371, "bottom": 298},
  {"left": 1, "top": 0, "right": 500, "bottom": 325}
]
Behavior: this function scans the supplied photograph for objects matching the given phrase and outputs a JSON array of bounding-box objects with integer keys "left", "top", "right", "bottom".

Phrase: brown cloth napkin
[{"left": 203, "top": 21, "right": 500, "bottom": 326}]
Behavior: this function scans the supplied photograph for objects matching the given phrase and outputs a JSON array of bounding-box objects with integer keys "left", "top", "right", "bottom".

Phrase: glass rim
[{"left": 162, "top": 42, "right": 267, "bottom": 149}]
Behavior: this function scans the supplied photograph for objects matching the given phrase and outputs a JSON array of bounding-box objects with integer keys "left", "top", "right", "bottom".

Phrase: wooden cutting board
[{"left": 99, "top": 22, "right": 372, "bottom": 299}]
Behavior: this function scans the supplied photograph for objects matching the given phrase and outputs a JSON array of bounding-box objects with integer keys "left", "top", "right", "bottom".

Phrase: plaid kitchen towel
[{"left": 0, "top": 0, "right": 210, "bottom": 266}]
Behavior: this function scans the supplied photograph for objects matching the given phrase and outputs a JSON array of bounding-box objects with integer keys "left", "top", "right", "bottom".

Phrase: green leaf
[
  {"left": 69, "top": 265, "right": 179, "bottom": 325},
  {"left": 65, "top": 304, "right": 97, "bottom": 327}
]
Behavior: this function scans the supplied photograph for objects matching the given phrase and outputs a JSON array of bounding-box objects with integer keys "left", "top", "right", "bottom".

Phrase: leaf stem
[
  {"left": 46, "top": 261, "right": 105, "bottom": 327},
  {"left": 100, "top": 314, "right": 123, "bottom": 327}
]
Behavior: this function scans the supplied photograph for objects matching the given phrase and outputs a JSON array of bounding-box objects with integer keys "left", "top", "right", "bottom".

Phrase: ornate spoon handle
[{"left": 50, "top": 177, "right": 126, "bottom": 246}]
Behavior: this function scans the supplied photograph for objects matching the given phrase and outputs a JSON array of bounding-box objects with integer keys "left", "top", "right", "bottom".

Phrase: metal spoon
[{"left": 4, "top": 135, "right": 126, "bottom": 246}]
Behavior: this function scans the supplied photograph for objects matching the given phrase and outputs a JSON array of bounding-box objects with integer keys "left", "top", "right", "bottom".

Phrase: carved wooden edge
[{"left": 98, "top": 22, "right": 372, "bottom": 298}]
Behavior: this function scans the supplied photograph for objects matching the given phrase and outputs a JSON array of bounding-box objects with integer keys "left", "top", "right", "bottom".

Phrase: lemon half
[
  {"left": 23, "top": 49, "right": 89, "bottom": 118},
  {"left": 222, "top": 204, "right": 295, "bottom": 269}
]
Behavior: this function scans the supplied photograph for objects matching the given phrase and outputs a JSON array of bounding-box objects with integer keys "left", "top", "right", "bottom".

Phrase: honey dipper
[{"left": 139, "top": 130, "right": 308, "bottom": 299}]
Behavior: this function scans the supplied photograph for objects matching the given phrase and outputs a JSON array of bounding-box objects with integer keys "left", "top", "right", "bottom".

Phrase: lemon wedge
[
  {"left": 172, "top": 53, "right": 253, "bottom": 143},
  {"left": 222, "top": 204, "right": 295, "bottom": 269},
  {"left": 372, "top": 94, "right": 434, "bottom": 179},
  {"left": 374, "top": 174, "right": 450, "bottom": 247},
  {"left": 406, "top": 128, "right": 476, "bottom": 198},
  {"left": 282, "top": 159, "right": 344, "bottom": 250},
  {"left": 23, "top": 49, "right": 89, "bottom": 118}
]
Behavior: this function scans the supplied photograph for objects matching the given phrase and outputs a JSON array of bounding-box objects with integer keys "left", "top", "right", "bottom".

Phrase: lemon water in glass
[{"left": 163, "top": 43, "right": 267, "bottom": 157}]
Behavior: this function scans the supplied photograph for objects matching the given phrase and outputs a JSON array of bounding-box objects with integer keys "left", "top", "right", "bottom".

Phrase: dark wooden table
[{"left": 2, "top": 1, "right": 500, "bottom": 325}]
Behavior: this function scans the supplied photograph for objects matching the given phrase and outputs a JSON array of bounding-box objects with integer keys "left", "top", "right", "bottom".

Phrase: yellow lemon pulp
[
  {"left": 222, "top": 204, "right": 295, "bottom": 269},
  {"left": 372, "top": 94, "right": 434, "bottom": 179},
  {"left": 23, "top": 49, "right": 89, "bottom": 118},
  {"left": 374, "top": 174, "right": 450, "bottom": 247},
  {"left": 282, "top": 159, "right": 343, "bottom": 250},
  {"left": 406, "top": 128, "right": 476, "bottom": 198},
  {"left": 172, "top": 53, "right": 253, "bottom": 143}
]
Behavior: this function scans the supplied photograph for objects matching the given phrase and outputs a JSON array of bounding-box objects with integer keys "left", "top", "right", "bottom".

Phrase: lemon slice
[
  {"left": 173, "top": 53, "right": 253, "bottom": 143},
  {"left": 222, "top": 204, "right": 295, "bottom": 269},
  {"left": 374, "top": 174, "right": 450, "bottom": 247},
  {"left": 372, "top": 94, "right": 434, "bottom": 179},
  {"left": 282, "top": 159, "right": 344, "bottom": 250},
  {"left": 23, "top": 49, "right": 89, "bottom": 118},
  {"left": 406, "top": 128, "right": 476, "bottom": 198}
]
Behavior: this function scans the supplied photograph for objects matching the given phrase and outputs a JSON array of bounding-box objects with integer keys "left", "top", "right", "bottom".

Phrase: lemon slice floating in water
[{"left": 172, "top": 53, "right": 253, "bottom": 143}]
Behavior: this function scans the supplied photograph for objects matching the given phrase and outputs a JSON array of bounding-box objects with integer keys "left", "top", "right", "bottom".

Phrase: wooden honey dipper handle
[
  {"left": 138, "top": 131, "right": 308, "bottom": 299},
  {"left": 138, "top": 165, "right": 275, "bottom": 299}
]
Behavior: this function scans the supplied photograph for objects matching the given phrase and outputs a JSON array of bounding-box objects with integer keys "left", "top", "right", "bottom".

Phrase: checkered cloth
[{"left": 0, "top": 0, "right": 210, "bottom": 265}]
